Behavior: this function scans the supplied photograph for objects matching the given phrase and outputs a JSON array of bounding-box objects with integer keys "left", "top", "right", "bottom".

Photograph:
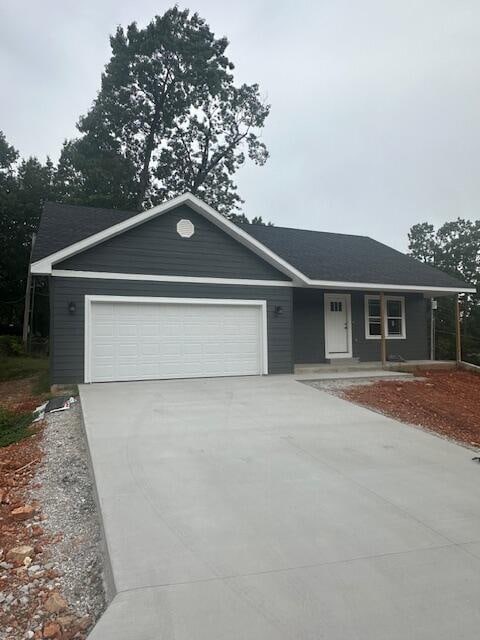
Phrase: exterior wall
[
  {"left": 50, "top": 277, "right": 293, "bottom": 384},
  {"left": 293, "top": 289, "right": 428, "bottom": 364},
  {"left": 57, "top": 205, "right": 290, "bottom": 281}
]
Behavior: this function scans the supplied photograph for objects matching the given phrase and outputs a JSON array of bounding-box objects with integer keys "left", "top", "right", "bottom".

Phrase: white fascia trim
[
  {"left": 31, "top": 192, "right": 304, "bottom": 283},
  {"left": 306, "top": 279, "right": 476, "bottom": 294},
  {"left": 50, "top": 269, "right": 474, "bottom": 295},
  {"left": 52, "top": 269, "right": 293, "bottom": 287},
  {"left": 31, "top": 192, "right": 475, "bottom": 295},
  {"left": 83, "top": 295, "right": 269, "bottom": 382}
]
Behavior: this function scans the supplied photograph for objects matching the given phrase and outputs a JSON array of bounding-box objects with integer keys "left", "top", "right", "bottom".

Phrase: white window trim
[
  {"left": 364, "top": 295, "right": 406, "bottom": 340},
  {"left": 84, "top": 295, "right": 269, "bottom": 383}
]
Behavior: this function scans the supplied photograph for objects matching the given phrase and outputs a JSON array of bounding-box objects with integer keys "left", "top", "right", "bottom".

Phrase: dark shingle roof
[
  {"left": 32, "top": 202, "right": 472, "bottom": 290},
  {"left": 31, "top": 202, "right": 138, "bottom": 263},
  {"left": 237, "top": 223, "right": 470, "bottom": 289}
]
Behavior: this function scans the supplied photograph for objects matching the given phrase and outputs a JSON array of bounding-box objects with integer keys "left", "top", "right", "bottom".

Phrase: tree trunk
[{"left": 137, "top": 105, "right": 162, "bottom": 208}]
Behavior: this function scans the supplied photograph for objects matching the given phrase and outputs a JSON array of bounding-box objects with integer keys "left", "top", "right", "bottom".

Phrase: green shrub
[
  {"left": 0, "top": 335, "right": 25, "bottom": 358},
  {"left": 0, "top": 407, "right": 34, "bottom": 448}
]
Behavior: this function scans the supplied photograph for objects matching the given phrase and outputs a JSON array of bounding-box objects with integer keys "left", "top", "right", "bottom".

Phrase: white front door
[{"left": 324, "top": 293, "right": 352, "bottom": 359}]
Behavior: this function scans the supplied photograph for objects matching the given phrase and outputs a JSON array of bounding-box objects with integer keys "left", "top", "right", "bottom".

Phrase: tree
[
  {"left": 55, "top": 8, "right": 270, "bottom": 216},
  {"left": 408, "top": 218, "right": 480, "bottom": 362},
  {"left": 0, "top": 131, "right": 53, "bottom": 331}
]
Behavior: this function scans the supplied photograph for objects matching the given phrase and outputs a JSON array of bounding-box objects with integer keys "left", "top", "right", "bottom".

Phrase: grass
[
  {"left": 0, "top": 355, "right": 49, "bottom": 447},
  {"left": 0, "top": 406, "right": 35, "bottom": 448},
  {"left": 0, "top": 355, "right": 49, "bottom": 384}
]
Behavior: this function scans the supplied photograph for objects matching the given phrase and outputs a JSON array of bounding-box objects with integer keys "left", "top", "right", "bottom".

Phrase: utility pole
[{"left": 22, "top": 233, "right": 36, "bottom": 350}]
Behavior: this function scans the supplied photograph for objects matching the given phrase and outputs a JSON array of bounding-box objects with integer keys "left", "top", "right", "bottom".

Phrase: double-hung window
[{"left": 365, "top": 295, "right": 406, "bottom": 339}]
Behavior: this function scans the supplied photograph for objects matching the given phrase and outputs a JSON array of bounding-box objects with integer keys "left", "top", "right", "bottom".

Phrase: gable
[{"left": 57, "top": 205, "right": 291, "bottom": 282}]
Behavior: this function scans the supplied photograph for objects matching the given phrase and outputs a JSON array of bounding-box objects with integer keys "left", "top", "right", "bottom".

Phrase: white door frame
[
  {"left": 84, "top": 295, "right": 268, "bottom": 383},
  {"left": 324, "top": 293, "right": 353, "bottom": 359}
]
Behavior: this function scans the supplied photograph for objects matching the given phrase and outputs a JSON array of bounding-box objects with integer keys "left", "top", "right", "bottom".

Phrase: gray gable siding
[
  {"left": 50, "top": 277, "right": 293, "bottom": 384},
  {"left": 293, "top": 289, "right": 428, "bottom": 364},
  {"left": 57, "top": 205, "right": 290, "bottom": 281}
]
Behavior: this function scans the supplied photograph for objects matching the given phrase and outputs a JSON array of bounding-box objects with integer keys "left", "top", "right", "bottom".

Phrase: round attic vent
[{"left": 177, "top": 219, "right": 195, "bottom": 238}]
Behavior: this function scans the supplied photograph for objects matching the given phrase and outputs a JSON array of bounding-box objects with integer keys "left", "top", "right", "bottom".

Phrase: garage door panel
[{"left": 89, "top": 300, "right": 264, "bottom": 382}]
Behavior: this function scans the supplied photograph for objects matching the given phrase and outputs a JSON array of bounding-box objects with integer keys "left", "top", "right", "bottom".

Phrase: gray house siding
[
  {"left": 50, "top": 277, "right": 293, "bottom": 384},
  {"left": 57, "top": 205, "right": 290, "bottom": 281},
  {"left": 293, "top": 289, "right": 428, "bottom": 364}
]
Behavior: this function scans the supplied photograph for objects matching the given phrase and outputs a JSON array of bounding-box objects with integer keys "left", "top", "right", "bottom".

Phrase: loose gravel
[
  {"left": 31, "top": 402, "right": 106, "bottom": 623},
  {"left": 303, "top": 375, "right": 411, "bottom": 394}
]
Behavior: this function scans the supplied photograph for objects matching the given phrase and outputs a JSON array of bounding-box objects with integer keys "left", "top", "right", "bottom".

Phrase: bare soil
[
  {"left": 0, "top": 377, "right": 103, "bottom": 639},
  {"left": 340, "top": 370, "right": 480, "bottom": 448}
]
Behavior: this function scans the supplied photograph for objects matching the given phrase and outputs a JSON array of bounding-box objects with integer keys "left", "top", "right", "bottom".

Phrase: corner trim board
[{"left": 83, "top": 295, "right": 269, "bottom": 383}]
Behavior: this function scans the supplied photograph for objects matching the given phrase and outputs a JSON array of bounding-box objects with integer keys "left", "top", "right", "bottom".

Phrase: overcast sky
[{"left": 1, "top": 1, "right": 479, "bottom": 250}]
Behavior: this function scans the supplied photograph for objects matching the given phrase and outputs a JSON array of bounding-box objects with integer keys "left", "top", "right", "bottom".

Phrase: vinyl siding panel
[
  {"left": 51, "top": 277, "right": 293, "bottom": 384},
  {"left": 293, "top": 289, "right": 428, "bottom": 363},
  {"left": 57, "top": 205, "right": 290, "bottom": 281}
]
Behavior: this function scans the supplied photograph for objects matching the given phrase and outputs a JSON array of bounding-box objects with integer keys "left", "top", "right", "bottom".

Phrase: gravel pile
[
  {"left": 31, "top": 402, "right": 106, "bottom": 623},
  {"left": 303, "top": 375, "right": 410, "bottom": 394}
]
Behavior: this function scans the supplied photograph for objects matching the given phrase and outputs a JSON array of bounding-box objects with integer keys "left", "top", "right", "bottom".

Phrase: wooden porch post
[
  {"left": 380, "top": 292, "right": 387, "bottom": 367},
  {"left": 455, "top": 294, "right": 462, "bottom": 364}
]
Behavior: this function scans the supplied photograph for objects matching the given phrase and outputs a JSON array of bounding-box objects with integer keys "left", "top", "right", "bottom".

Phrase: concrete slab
[
  {"left": 294, "top": 370, "right": 412, "bottom": 380},
  {"left": 80, "top": 375, "right": 480, "bottom": 639}
]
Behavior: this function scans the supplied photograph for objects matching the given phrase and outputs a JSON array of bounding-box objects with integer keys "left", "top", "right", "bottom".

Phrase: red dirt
[
  {"left": 0, "top": 376, "right": 45, "bottom": 412},
  {"left": 341, "top": 370, "right": 480, "bottom": 448},
  {"left": 0, "top": 381, "right": 92, "bottom": 639}
]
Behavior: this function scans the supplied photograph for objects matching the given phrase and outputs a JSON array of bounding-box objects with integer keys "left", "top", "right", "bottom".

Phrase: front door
[{"left": 324, "top": 293, "right": 352, "bottom": 359}]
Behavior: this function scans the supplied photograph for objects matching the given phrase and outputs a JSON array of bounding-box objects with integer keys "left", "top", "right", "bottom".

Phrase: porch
[
  {"left": 292, "top": 287, "right": 463, "bottom": 370},
  {"left": 294, "top": 360, "right": 457, "bottom": 376}
]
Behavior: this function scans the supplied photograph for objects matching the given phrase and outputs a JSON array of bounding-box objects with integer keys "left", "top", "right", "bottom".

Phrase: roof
[
  {"left": 236, "top": 223, "right": 470, "bottom": 289},
  {"left": 31, "top": 198, "right": 474, "bottom": 293},
  {"left": 32, "top": 202, "right": 138, "bottom": 263}
]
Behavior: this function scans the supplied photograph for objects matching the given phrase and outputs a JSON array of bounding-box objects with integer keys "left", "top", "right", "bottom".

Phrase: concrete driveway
[{"left": 80, "top": 375, "right": 480, "bottom": 639}]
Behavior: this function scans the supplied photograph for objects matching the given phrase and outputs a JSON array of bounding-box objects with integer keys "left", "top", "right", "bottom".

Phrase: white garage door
[{"left": 87, "top": 298, "right": 266, "bottom": 383}]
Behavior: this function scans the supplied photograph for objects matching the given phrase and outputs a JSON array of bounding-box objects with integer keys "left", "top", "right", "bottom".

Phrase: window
[
  {"left": 365, "top": 296, "right": 406, "bottom": 339},
  {"left": 330, "top": 301, "right": 343, "bottom": 312}
]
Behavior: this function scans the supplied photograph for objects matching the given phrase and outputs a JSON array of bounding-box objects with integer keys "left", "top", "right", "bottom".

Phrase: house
[{"left": 30, "top": 193, "right": 475, "bottom": 384}]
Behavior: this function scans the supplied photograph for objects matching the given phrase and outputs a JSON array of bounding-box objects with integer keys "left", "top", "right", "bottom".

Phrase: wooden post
[
  {"left": 380, "top": 292, "right": 387, "bottom": 367},
  {"left": 455, "top": 294, "right": 462, "bottom": 364},
  {"left": 430, "top": 298, "right": 436, "bottom": 360}
]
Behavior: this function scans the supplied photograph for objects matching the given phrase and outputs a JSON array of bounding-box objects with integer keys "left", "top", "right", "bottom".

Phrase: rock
[
  {"left": 32, "top": 525, "right": 44, "bottom": 537},
  {"left": 6, "top": 545, "right": 34, "bottom": 564},
  {"left": 77, "top": 615, "right": 93, "bottom": 632},
  {"left": 42, "top": 622, "right": 60, "bottom": 638},
  {"left": 11, "top": 504, "right": 36, "bottom": 521},
  {"left": 28, "top": 564, "right": 42, "bottom": 573},
  {"left": 45, "top": 591, "right": 68, "bottom": 613},
  {"left": 56, "top": 615, "right": 75, "bottom": 628}
]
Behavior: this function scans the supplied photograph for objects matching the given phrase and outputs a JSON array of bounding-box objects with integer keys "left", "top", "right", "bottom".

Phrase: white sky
[{"left": 1, "top": 0, "right": 479, "bottom": 250}]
